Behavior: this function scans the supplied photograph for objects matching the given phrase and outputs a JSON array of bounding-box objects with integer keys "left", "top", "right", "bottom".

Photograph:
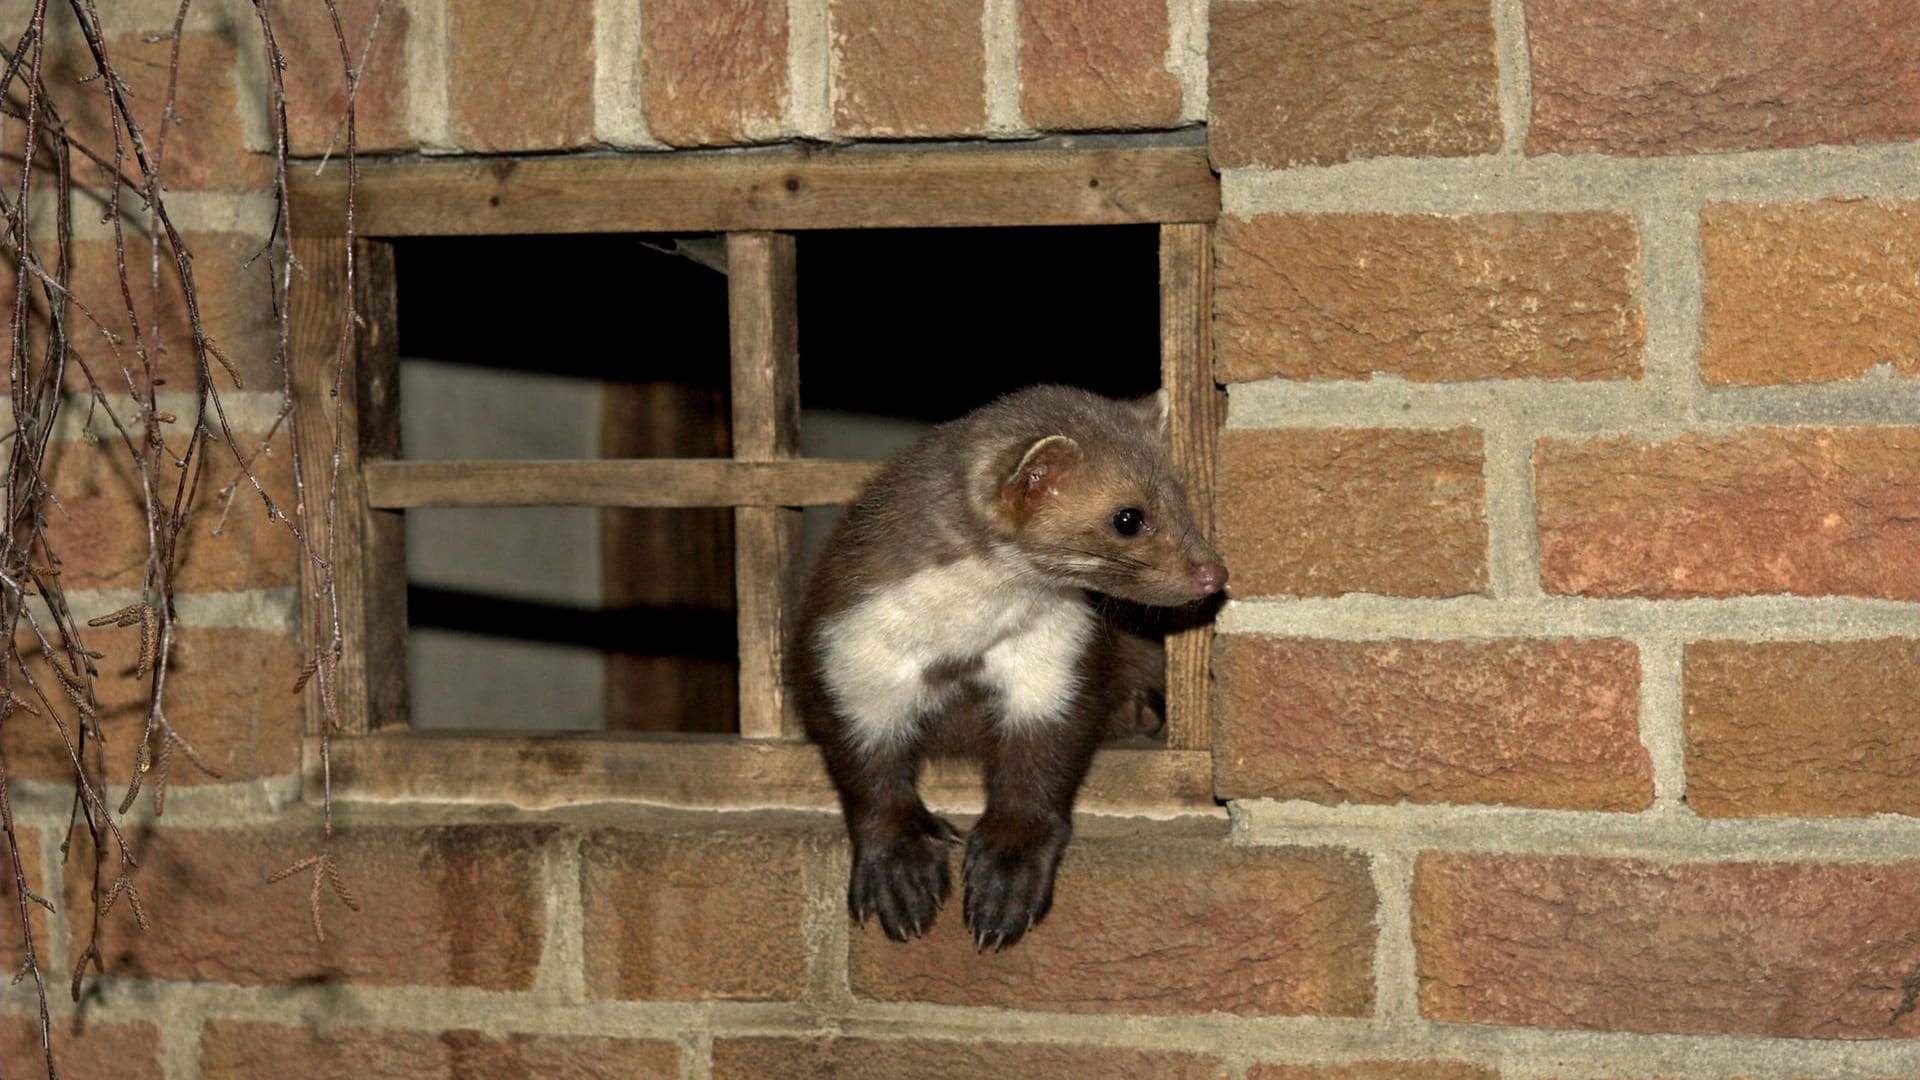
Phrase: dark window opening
[{"left": 394, "top": 224, "right": 1160, "bottom": 735}]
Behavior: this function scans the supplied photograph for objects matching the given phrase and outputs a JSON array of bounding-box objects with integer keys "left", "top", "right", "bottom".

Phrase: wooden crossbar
[
  {"left": 289, "top": 145, "right": 1218, "bottom": 237},
  {"left": 364, "top": 458, "right": 879, "bottom": 509}
]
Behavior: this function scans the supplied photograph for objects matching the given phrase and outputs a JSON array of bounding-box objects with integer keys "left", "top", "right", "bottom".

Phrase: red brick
[
  {"left": 49, "top": 32, "right": 270, "bottom": 193},
  {"left": 1525, "top": 0, "right": 1920, "bottom": 157},
  {"left": 581, "top": 824, "right": 812, "bottom": 1001},
  {"left": 0, "top": 108, "right": 55, "bottom": 197},
  {"left": 184, "top": 232, "right": 283, "bottom": 390},
  {"left": 175, "top": 437, "right": 304, "bottom": 592},
  {"left": 1535, "top": 428, "right": 1920, "bottom": 600},
  {"left": 643, "top": 0, "right": 789, "bottom": 147},
  {"left": 1250, "top": 1065, "right": 1497, "bottom": 1080},
  {"left": 275, "top": 0, "right": 415, "bottom": 154},
  {"left": 1414, "top": 853, "right": 1920, "bottom": 1037},
  {"left": 715, "top": 1037, "right": 1224, "bottom": 1080},
  {"left": 448, "top": 0, "right": 593, "bottom": 151},
  {"left": 1701, "top": 199, "right": 1920, "bottom": 386},
  {"left": 67, "top": 824, "right": 551, "bottom": 988},
  {"left": 1209, "top": 0, "right": 1499, "bottom": 169},
  {"left": 48, "top": 231, "right": 282, "bottom": 394},
  {"left": 201, "top": 1022, "right": 679, "bottom": 1080},
  {"left": 1216, "top": 637, "right": 1650, "bottom": 810},
  {"left": 849, "top": 823, "right": 1375, "bottom": 1017},
  {"left": 3, "top": 1017, "right": 164, "bottom": 1080},
  {"left": 1685, "top": 639, "right": 1920, "bottom": 818},
  {"left": 1018, "top": 0, "right": 1181, "bottom": 131},
  {"left": 0, "top": 264, "right": 46, "bottom": 369},
  {"left": 1217, "top": 429, "right": 1488, "bottom": 598},
  {"left": 1215, "top": 213, "right": 1643, "bottom": 383},
  {"left": 831, "top": 0, "right": 986, "bottom": 138},
  {"left": 0, "top": 827, "right": 48, "bottom": 977},
  {"left": 39, "top": 432, "right": 299, "bottom": 593},
  {"left": 6, "top": 626, "right": 302, "bottom": 787}
]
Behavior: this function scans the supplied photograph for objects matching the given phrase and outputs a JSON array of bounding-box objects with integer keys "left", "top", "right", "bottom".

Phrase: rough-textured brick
[
  {"left": 49, "top": 32, "right": 270, "bottom": 192},
  {"left": 183, "top": 231, "right": 283, "bottom": 390},
  {"left": 1215, "top": 213, "right": 1643, "bottom": 383},
  {"left": 1701, "top": 199, "right": 1920, "bottom": 385},
  {"left": 1216, "top": 637, "right": 1650, "bottom": 810},
  {"left": 1526, "top": 0, "right": 1920, "bottom": 156},
  {"left": 643, "top": 0, "right": 789, "bottom": 146},
  {"left": 581, "top": 823, "right": 813, "bottom": 1001},
  {"left": 200, "top": 1022, "right": 679, "bottom": 1080},
  {"left": 715, "top": 1037, "right": 1224, "bottom": 1080},
  {"left": 6, "top": 627, "right": 302, "bottom": 787},
  {"left": 0, "top": 242, "right": 275, "bottom": 399},
  {"left": 448, "top": 0, "right": 593, "bottom": 151},
  {"left": 0, "top": 828, "right": 47, "bottom": 976},
  {"left": 850, "top": 823, "right": 1375, "bottom": 1016},
  {"left": 1209, "top": 0, "right": 1499, "bottom": 168},
  {"left": 1536, "top": 428, "right": 1920, "bottom": 600},
  {"left": 1218, "top": 429, "right": 1488, "bottom": 597},
  {"left": 1250, "top": 1065, "right": 1497, "bottom": 1080},
  {"left": 67, "top": 824, "right": 551, "bottom": 988},
  {"left": 39, "top": 432, "right": 299, "bottom": 593},
  {"left": 1685, "top": 639, "right": 1920, "bottom": 818},
  {"left": 276, "top": 0, "right": 415, "bottom": 154},
  {"left": 831, "top": 0, "right": 986, "bottom": 138},
  {"left": 3, "top": 1017, "right": 163, "bottom": 1080},
  {"left": 37, "top": 438, "right": 155, "bottom": 591},
  {"left": 1018, "top": 0, "right": 1181, "bottom": 131},
  {"left": 1414, "top": 853, "right": 1920, "bottom": 1037},
  {"left": 43, "top": 231, "right": 282, "bottom": 393}
]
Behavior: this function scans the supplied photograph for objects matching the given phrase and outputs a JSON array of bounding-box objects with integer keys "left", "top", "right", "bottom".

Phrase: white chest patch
[{"left": 814, "top": 553, "right": 1095, "bottom": 754}]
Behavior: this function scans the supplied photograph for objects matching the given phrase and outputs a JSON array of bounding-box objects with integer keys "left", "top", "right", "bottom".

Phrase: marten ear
[
  {"left": 1130, "top": 389, "right": 1170, "bottom": 436},
  {"left": 1000, "top": 435, "right": 1081, "bottom": 523}
]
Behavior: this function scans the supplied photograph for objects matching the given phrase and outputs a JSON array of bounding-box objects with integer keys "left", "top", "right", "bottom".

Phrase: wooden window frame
[{"left": 287, "top": 144, "right": 1222, "bottom": 815}]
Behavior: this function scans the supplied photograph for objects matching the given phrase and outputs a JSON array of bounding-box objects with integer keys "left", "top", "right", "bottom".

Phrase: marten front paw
[
  {"left": 962, "top": 817, "right": 1070, "bottom": 951},
  {"left": 848, "top": 808, "right": 959, "bottom": 941}
]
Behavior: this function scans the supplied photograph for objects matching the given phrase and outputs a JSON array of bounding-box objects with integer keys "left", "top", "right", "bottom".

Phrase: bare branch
[{"left": 0, "top": 0, "right": 368, "bottom": 1066}]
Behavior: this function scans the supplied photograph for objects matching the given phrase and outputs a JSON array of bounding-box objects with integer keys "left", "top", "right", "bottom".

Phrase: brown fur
[{"left": 790, "top": 385, "right": 1224, "bottom": 948}]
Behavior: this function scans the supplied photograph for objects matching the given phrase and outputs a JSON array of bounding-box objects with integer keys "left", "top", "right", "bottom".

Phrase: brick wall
[{"left": 8, "top": 1, "right": 1919, "bottom": 1078}]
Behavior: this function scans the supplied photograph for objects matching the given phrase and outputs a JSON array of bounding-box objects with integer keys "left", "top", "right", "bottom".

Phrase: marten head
[{"left": 986, "top": 388, "right": 1227, "bottom": 607}]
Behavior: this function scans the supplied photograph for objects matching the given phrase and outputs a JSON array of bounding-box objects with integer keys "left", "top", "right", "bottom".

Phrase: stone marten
[{"left": 791, "top": 385, "right": 1226, "bottom": 949}]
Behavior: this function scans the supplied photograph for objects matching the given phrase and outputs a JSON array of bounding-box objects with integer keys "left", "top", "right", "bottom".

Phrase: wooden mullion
[
  {"left": 727, "top": 232, "right": 803, "bottom": 740},
  {"left": 1159, "top": 223, "right": 1222, "bottom": 753},
  {"left": 291, "top": 236, "right": 407, "bottom": 736}
]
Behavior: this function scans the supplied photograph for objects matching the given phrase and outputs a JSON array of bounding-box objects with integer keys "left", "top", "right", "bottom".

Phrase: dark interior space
[
  {"left": 395, "top": 225, "right": 1160, "bottom": 409},
  {"left": 794, "top": 226, "right": 1162, "bottom": 415},
  {"left": 392, "top": 224, "right": 1159, "bottom": 733}
]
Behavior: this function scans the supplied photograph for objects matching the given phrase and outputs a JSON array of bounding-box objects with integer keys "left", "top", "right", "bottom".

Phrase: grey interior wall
[
  {"left": 402, "top": 358, "right": 608, "bottom": 731},
  {"left": 797, "top": 407, "right": 932, "bottom": 567}
]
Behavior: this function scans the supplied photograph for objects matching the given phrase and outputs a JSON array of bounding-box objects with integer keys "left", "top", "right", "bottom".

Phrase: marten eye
[{"left": 1111, "top": 507, "right": 1145, "bottom": 537}]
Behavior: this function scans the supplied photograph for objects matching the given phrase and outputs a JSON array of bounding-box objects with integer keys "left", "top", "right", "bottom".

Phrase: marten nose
[{"left": 1193, "top": 562, "right": 1228, "bottom": 596}]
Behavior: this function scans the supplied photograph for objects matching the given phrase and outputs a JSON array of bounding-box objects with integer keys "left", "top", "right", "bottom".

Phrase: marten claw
[
  {"left": 962, "top": 819, "right": 1068, "bottom": 951},
  {"left": 848, "top": 808, "right": 957, "bottom": 941}
]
